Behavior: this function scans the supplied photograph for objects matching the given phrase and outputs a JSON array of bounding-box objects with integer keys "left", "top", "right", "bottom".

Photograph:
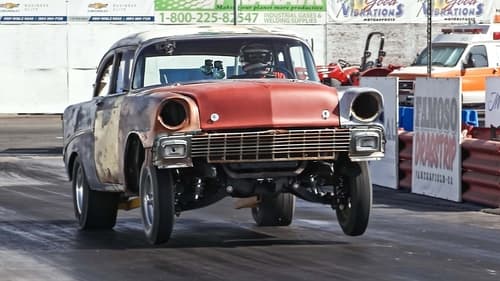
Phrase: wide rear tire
[
  {"left": 335, "top": 161, "right": 372, "bottom": 236},
  {"left": 251, "top": 193, "right": 295, "bottom": 226},
  {"left": 139, "top": 163, "right": 175, "bottom": 245},
  {"left": 72, "top": 156, "right": 119, "bottom": 230}
]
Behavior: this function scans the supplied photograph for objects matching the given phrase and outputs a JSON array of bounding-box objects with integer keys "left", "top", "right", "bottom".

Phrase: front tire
[
  {"left": 139, "top": 163, "right": 175, "bottom": 245},
  {"left": 335, "top": 161, "right": 372, "bottom": 236},
  {"left": 251, "top": 193, "right": 295, "bottom": 226},
  {"left": 72, "top": 156, "right": 119, "bottom": 230}
]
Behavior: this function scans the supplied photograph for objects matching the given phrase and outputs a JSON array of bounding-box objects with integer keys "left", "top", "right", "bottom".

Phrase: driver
[{"left": 236, "top": 43, "right": 285, "bottom": 78}]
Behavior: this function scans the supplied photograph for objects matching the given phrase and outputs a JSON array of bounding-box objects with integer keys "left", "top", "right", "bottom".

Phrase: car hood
[{"left": 152, "top": 80, "right": 339, "bottom": 131}]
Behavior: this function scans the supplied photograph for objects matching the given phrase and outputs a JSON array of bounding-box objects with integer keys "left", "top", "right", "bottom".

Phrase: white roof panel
[{"left": 109, "top": 25, "right": 303, "bottom": 50}]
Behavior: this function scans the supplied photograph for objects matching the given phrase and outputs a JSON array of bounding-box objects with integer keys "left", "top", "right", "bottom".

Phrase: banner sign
[
  {"left": 0, "top": 0, "right": 67, "bottom": 23},
  {"left": 362, "top": 77, "right": 399, "bottom": 189},
  {"left": 412, "top": 78, "right": 462, "bottom": 202},
  {"left": 155, "top": 0, "right": 326, "bottom": 25},
  {"left": 486, "top": 77, "right": 500, "bottom": 127},
  {"left": 68, "top": 0, "right": 154, "bottom": 22},
  {"left": 328, "top": 0, "right": 494, "bottom": 24}
]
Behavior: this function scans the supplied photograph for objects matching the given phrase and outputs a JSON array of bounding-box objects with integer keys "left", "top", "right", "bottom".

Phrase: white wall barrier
[
  {"left": 67, "top": 24, "right": 155, "bottom": 106},
  {"left": 362, "top": 77, "right": 399, "bottom": 189},
  {"left": 412, "top": 78, "right": 462, "bottom": 202},
  {"left": 0, "top": 24, "right": 325, "bottom": 113},
  {"left": 486, "top": 77, "right": 500, "bottom": 127},
  {"left": 0, "top": 25, "right": 68, "bottom": 113}
]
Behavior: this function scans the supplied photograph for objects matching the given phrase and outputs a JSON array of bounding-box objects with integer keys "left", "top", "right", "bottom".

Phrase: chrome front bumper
[{"left": 153, "top": 127, "right": 384, "bottom": 168}]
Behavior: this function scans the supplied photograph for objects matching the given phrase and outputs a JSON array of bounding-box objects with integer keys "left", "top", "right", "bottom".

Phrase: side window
[
  {"left": 95, "top": 58, "right": 113, "bottom": 97},
  {"left": 114, "top": 51, "right": 134, "bottom": 93},
  {"left": 276, "top": 51, "right": 286, "bottom": 70},
  {"left": 468, "top": 45, "right": 488, "bottom": 68},
  {"left": 290, "top": 45, "right": 309, "bottom": 80}
]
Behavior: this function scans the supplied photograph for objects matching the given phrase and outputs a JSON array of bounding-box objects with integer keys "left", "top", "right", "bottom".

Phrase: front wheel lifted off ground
[
  {"left": 139, "top": 163, "right": 175, "bottom": 245},
  {"left": 72, "top": 156, "right": 119, "bottom": 230},
  {"left": 335, "top": 161, "right": 372, "bottom": 236},
  {"left": 252, "top": 193, "right": 295, "bottom": 226}
]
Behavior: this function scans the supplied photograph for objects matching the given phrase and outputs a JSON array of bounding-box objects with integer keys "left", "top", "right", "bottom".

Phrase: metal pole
[
  {"left": 427, "top": 0, "right": 432, "bottom": 76},
  {"left": 233, "top": 0, "right": 237, "bottom": 25}
]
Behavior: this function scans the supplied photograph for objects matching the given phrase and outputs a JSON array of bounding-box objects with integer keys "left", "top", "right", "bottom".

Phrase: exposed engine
[{"left": 171, "top": 156, "right": 359, "bottom": 212}]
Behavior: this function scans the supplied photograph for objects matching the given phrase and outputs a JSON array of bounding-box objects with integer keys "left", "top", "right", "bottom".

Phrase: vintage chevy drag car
[{"left": 63, "top": 26, "right": 385, "bottom": 245}]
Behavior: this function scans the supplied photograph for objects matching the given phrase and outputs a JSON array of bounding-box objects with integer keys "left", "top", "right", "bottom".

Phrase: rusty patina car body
[{"left": 63, "top": 26, "right": 385, "bottom": 244}]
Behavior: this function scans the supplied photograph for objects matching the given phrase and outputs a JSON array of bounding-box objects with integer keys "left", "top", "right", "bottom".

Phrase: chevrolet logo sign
[
  {"left": 88, "top": 3, "right": 108, "bottom": 9},
  {"left": 0, "top": 2, "right": 20, "bottom": 9}
]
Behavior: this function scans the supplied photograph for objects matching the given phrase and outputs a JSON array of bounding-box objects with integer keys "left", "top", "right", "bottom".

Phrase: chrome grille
[{"left": 191, "top": 129, "right": 351, "bottom": 163}]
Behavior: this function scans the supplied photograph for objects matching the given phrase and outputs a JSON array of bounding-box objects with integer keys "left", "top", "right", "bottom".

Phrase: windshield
[
  {"left": 412, "top": 44, "right": 466, "bottom": 67},
  {"left": 132, "top": 37, "right": 319, "bottom": 89}
]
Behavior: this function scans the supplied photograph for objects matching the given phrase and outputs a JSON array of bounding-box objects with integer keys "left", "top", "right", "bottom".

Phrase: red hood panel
[{"left": 165, "top": 80, "right": 339, "bottom": 131}]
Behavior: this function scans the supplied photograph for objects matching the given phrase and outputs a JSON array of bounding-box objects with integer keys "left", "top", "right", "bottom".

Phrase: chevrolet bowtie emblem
[
  {"left": 88, "top": 3, "right": 108, "bottom": 9},
  {"left": 0, "top": 2, "right": 20, "bottom": 9},
  {"left": 322, "top": 110, "right": 330, "bottom": 120}
]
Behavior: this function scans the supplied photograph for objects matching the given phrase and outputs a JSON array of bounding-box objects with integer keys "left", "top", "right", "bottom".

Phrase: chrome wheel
[
  {"left": 139, "top": 163, "right": 175, "bottom": 245},
  {"left": 71, "top": 156, "right": 119, "bottom": 230},
  {"left": 75, "top": 166, "right": 84, "bottom": 215},
  {"left": 141, "top": 171, "right": 154, "bottom": 229}
]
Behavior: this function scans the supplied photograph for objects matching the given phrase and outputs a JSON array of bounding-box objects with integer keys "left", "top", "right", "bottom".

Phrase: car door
[
  {"left": 462, "top": 45, "right": 495, "bottom": 90},
  {"left": 94, "top": 49, "right": 134, "bottom": 184}
]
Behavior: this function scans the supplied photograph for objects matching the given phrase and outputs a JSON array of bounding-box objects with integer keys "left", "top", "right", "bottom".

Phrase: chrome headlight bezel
[
  {"left": 348, "top": 127, "right": 385, "bottom": 161},
  {"left": 350, "top": 91, "right": 383, "bottom": 123},
  {"left": 338, "top": 87, "right": 384, "bottom": 126},
  {"left": 159, "top": 99, "right": 189, "bottom": 130},
  {"left": 153, "top": 135, "right": 193, "bottom": 169}
]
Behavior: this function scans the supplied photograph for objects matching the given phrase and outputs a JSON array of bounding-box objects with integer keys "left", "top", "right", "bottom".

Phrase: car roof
[{"left": 110, "top": 25, "right": 305, "bottom": 50}]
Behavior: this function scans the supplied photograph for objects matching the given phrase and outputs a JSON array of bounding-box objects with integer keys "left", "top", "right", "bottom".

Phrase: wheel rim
[
  {"left": 142, "top": 171, "right": 154, "bottom": 228},
  {"left": 75, "top": 166, "right": 84, "bottom": 215},
  {"left": 336, "top": 176, "right": 353, "bottom": 222},
  {"left": 338, "top": 197, "right": 352, "bottom": 221}
]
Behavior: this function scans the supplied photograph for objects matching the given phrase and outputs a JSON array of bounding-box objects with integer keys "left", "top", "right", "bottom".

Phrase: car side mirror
[{"left": 463, "top": 54, "right": 474, "bottom": 69}]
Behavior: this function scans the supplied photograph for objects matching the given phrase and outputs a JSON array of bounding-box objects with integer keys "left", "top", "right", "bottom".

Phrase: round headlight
[
  {"left": 351, "top": 92, "right": 382, "bottom": 122},
  {"left": 160, "top": 99, "right": 187, "bottom": 129}
]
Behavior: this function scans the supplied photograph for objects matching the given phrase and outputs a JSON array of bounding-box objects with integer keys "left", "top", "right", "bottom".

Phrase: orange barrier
[
  {"left": 461, "top": 139, "right": 500, "bottom": 207},
  {"left": 470, "top": 127, "right": 500, "bottom": 141},
  {"left": 398, "top": 131, "right": 413, "bottom": 190}
]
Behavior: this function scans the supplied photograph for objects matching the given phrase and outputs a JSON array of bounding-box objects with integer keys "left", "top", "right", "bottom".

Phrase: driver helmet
[{"left": 239, "top": 43, "right": 272, "bottom": 75}]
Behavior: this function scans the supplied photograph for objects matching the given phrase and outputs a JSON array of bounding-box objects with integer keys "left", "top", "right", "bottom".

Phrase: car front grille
[{"left": 191, "top": 129, "right": 350, "bottom": 163}]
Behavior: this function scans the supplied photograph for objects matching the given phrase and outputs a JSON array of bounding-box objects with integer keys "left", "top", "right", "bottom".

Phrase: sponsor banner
[
  {"left": 0, "top": 0, "right": 66, "bottom": 23},
  {"left": 362, "top": 77, "right": 399, "bottom": 189},
  {"left": 412, "top": 78, "right": 462, "bottom": 202},
  {"left": 485, "top": 77, "right": 500, "bottom": 127},
  {"left": 328, "top": 0, "right": 494, "bottom": 24},
  {"left": 155, "top": 0, "right": 326, "bottom": 25},
  {"left": 68, "top": 0, "right": 154, "bottom": 22},
  {"left": 414, "top": 0, "right": 493, "bottom": 24},
  {"left": 328, "top": 0, "right": 406, "bottom": 23}
]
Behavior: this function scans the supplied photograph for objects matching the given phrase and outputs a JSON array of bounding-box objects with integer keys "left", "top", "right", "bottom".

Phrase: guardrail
[
  {"left": 397, "top": 127, "right": 500, "bottom": 208},
  {"left": 461, "top": 139, "right": 500, "bottom": 207},
  {"left": 398, "top": 131, "right": 413, "bottom": 190}
]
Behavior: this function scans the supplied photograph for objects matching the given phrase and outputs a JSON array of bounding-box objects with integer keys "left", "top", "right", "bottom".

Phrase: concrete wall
[{"left": 325, "top": 23, "right": 449, "bottom": 67}]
